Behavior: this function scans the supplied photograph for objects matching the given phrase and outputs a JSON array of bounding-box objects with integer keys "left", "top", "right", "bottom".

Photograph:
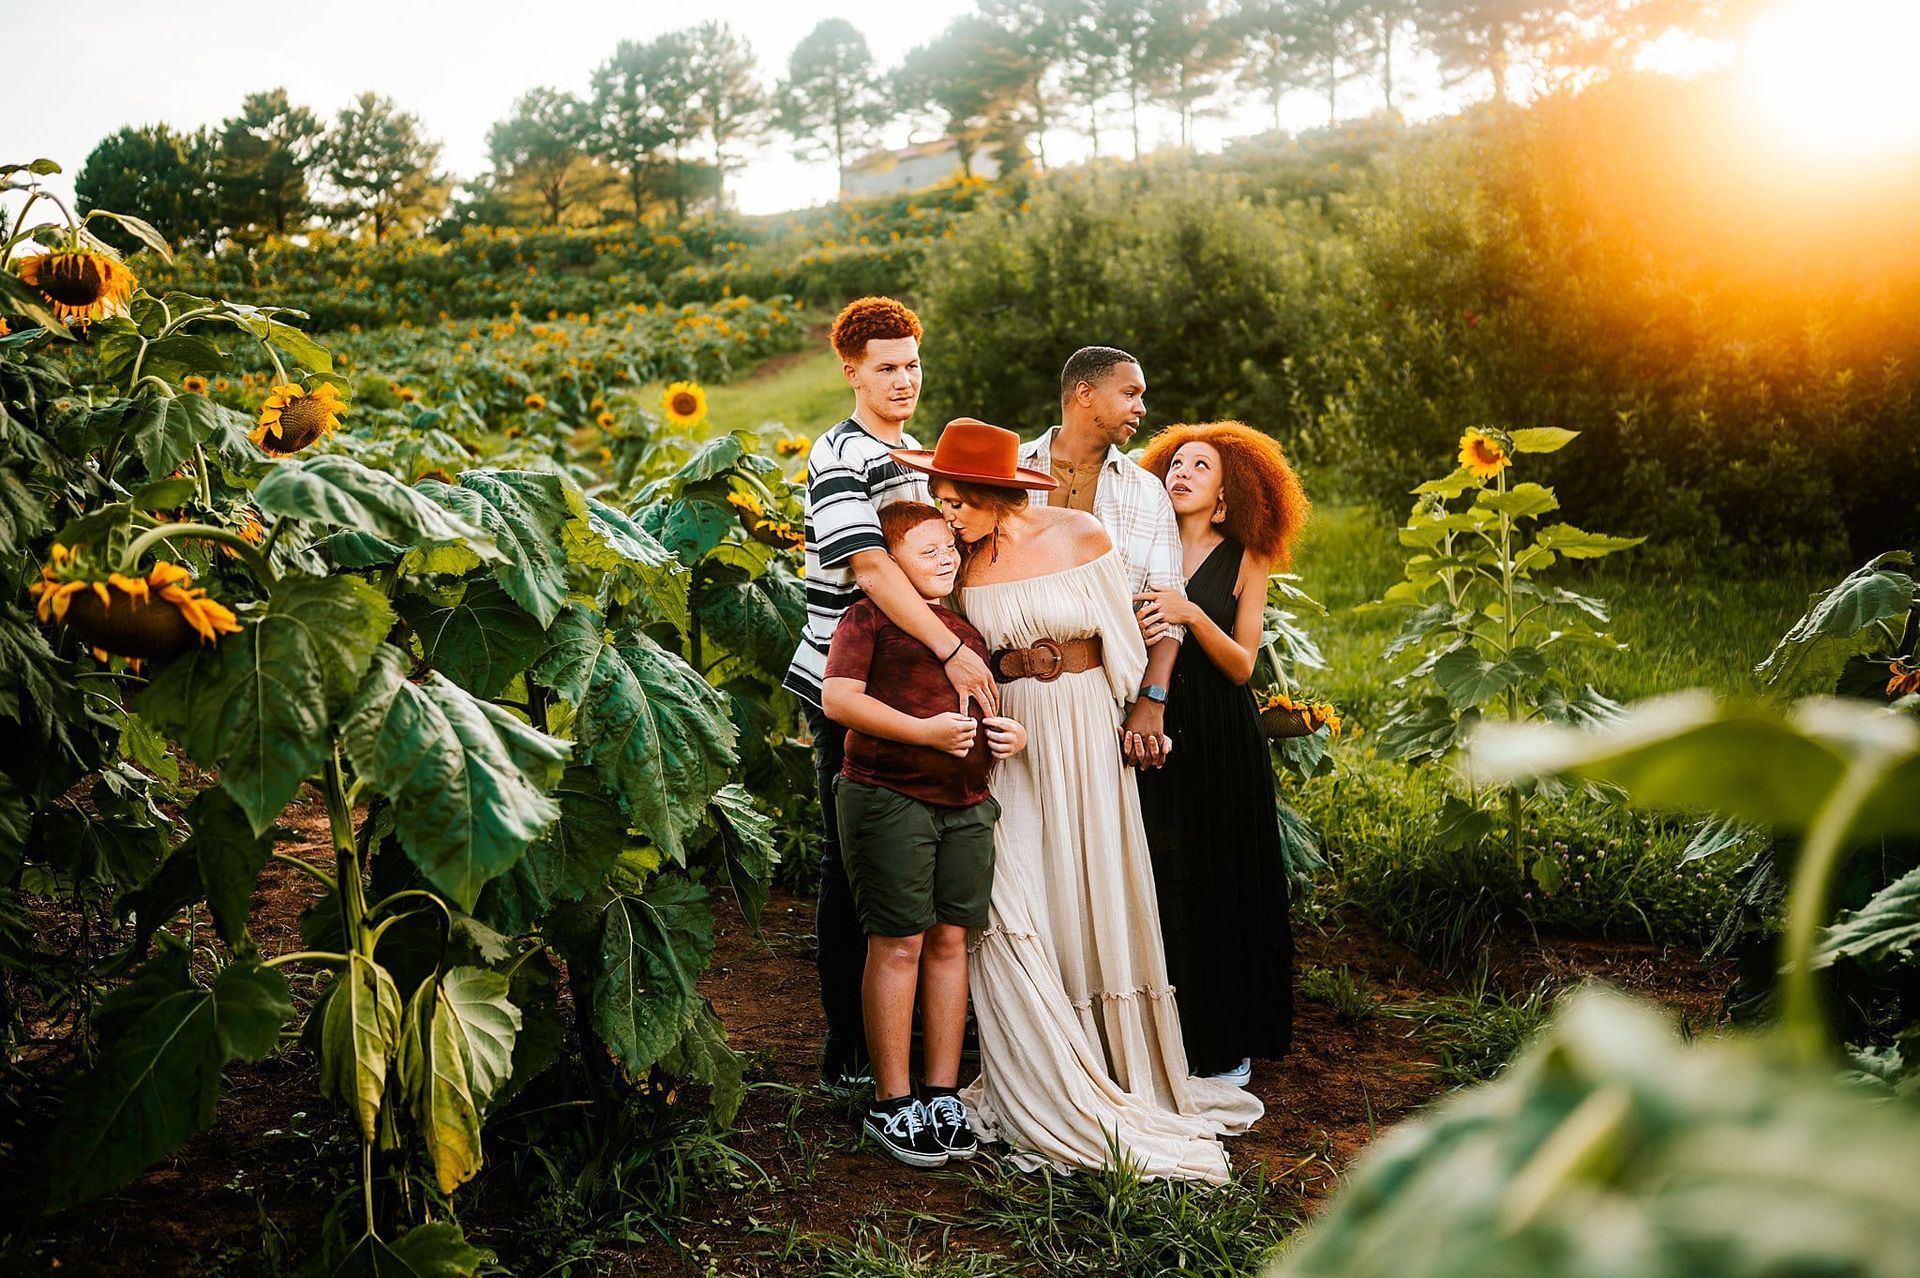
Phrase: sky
[{"left": 0, "top": 0, "right": 1473, "bottom": 220}]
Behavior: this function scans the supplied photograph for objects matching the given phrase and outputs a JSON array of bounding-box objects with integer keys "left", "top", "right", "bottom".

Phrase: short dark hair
[{"left": 1060, "top": 346, "right": 1141, "bottom": 404}]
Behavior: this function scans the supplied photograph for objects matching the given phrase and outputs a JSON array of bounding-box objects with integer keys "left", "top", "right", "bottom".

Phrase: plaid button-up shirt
[{"left": 1019, "top": 427, "right": 1187, "bottom": 644}]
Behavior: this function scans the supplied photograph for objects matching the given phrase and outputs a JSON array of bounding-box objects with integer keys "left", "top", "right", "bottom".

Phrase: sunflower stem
[
  {"left": 192, "top": 443, "right": 213, "bottom": 508},
  {"left": 120, "top": 522, "right": 276, "bottom": 589},
  {"left": 130, "top": 375, "right": 175, "bottom": 398}
]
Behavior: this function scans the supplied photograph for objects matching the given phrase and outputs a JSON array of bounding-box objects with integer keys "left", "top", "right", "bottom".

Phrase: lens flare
[{"left": 1740, "top": 0, "right": 1920, "bottom": 157}]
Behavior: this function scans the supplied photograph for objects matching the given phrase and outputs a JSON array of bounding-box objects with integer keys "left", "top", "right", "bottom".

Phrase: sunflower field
[{"left": 0, "top": 156, "right": 819, "bottom": 1272}]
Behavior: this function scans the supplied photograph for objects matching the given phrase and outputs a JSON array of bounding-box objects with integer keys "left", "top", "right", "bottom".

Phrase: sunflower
[
  {"left": 776, "top": 434, "right": 810, "bottom": 457},
  {"left": 397, "top": 387, "right": 418, "bottom": 403},
  {"left": 0, "top": 319, "right": 10, "bottom": 338},
  {"left": 182, "top": 374, "right": 209, "bottom": 394},
  {"left": 16, "top": 248, "right": 137, "bottom": 323},
  {"left": 253, "top": 382, "right": 348, "bottom": 454},
  {"left": 726, "top": 491, "right": 767, "bottom": 520},
  {"left": 1458, "top": 429, "right": 1510, "bottom": 480},
  {"left": 524, "top": 393, "right": 547, "bottom": 410},
  {"left": 1256, "top": 690, "right": 1342, "bottom": 739},
  {"left": 214, "top": 377, "right": 231, "bottom": 392},
  {"left": 596, "top": 411, "right": 617, "bottom": 429},
  {"left": 29, "top": 546, "right": 242, "bottom": 659},
  {"left": 590, "top": 397, "right": 607, "bottom": 412},
  {"left": 662, "top": 380, "right": 707, "bottom": 428},
  {"left": 1889, "top": 657, "right": 1920, "bottom": 698},
  {"left": 219, "top": 508, "right": 267, "bottom": 560},
  {"left": 748, "top": 518, "right": 805, "bottom": 552}
]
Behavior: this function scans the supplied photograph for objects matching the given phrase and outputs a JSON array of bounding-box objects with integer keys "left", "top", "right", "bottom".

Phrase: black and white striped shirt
[{"left": 782, "top": 417, "right": 930, "bottom": 708}]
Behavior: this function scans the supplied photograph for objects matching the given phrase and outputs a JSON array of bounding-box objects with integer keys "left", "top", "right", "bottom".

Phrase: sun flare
[{"left": 1740, "top": 0, "right": 1920, "bottom": 156}]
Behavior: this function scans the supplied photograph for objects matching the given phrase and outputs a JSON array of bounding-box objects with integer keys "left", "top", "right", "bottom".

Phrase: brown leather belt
[{"left": 989, "top": 636, "right": 1103, "bottom": 683}]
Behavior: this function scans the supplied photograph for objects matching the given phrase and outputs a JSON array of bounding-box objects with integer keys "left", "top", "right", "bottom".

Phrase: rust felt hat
[{"left": 891, "top": 417, "right": 1059, "bottom": 490}]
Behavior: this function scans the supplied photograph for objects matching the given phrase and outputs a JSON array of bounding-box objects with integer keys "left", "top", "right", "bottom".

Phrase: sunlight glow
[{"left": 1740, "top": 0, "right": 1920, "bottom": 157}]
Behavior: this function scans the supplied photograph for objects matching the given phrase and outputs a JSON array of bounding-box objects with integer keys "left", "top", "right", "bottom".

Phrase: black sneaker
[
  {"left": 818, "top": 1066, "right": 874, "bottom": 1101},
  {"left": 863, "top": 1097, "right": 949, "bottom": 1169},
  {"left": 924, "top": 1092, "right": 980, "bottom": 1160}
]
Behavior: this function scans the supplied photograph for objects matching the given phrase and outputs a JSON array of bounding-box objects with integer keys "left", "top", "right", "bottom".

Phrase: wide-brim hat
[{"left": 892, "top": 417, "right": 1058, "bottom": 490}]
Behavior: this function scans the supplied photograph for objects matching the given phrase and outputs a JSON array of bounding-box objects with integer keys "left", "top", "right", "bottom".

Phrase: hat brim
[{"left": 892, "top": 449, "right": 1059, "bottom": 490}]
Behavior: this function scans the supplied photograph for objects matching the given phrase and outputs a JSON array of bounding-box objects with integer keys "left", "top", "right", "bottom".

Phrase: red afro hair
[
  {"left": 1139, "top": 422, "right": 1311, "bottom": 569},
  {"left": 830, "top": 296, "right": 923, "bottom": 363}
]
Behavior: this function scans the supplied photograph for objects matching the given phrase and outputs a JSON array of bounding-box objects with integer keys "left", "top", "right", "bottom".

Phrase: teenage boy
[
  {"left": 1017, "top": 346, "right": 1184, "bottom": 771},
  {"left": 782, "top": 297, "right": 1000, "bottom": 1096},
  {"left": 822, "top": 502, "right": 1027, "bottom": 1166}
]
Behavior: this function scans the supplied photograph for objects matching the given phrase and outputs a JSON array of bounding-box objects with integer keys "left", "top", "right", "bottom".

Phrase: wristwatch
[{"left": 1138, "top": 684, "right": 1168, "bottom": 705}]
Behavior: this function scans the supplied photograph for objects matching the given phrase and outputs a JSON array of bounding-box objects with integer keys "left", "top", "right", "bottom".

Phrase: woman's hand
[
  {"left": 1133, "top": 589, "right": 1201, "bottom": 640},
  {"left": 919, "top": 711, "right": 979, "bottom": 758},
  {"left": 984, "top": 715, "right": 1027, "bottom": 760}
]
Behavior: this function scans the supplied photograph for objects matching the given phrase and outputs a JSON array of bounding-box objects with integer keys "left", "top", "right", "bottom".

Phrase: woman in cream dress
[{"left": 892, "top": 419, "right": 1261, "bottom": 1184}]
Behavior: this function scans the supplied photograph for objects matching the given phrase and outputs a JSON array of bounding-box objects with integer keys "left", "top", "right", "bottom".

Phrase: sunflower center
[
  {"left": 282, "top": 394, "right": 332, "bottom": 436},
  {"left": 669, "top": 392, "right": 700, "bottom": 417},
  {"left": 37, "top": 256, "right": 110, "bottom": 306}
]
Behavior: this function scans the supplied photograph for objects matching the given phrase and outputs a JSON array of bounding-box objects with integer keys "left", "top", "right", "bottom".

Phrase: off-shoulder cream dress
[{"left": 958, "top": 550, "right": 1263, "bottom": 1183}]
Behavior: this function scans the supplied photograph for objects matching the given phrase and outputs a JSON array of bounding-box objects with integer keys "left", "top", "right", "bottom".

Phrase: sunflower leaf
[
  {"left": 399, "top": 578, "right": 548, "bottom": 700},
  {"left": 130, "top": 391, "right": 219, "bottom": 479},
  {"left": 343, "top": 647, "right": 570, "bottom": 910},
  {"left": 419, "top": 471, "right": 571, "bottom": 628},
  {"left": 0, "top": 272, "right": 71, "bottom": 337},
  {"left": 530, "top": 607, "right": 737, "bottom": 863},
  {"left": 138, "top": 576, "right": 393, "bottom": 835},
  {"left": 254, "top": 454, "right": 500, "bottom": 560}
]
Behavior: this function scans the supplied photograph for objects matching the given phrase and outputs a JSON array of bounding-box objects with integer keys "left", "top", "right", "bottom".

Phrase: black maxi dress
[{"left": 1138, "top": 536, "right": 1294, "bottom": 1075}]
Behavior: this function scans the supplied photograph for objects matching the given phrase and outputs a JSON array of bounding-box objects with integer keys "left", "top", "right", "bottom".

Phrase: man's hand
[
  {"left": 1119, "top": 699, "right": 1171, "bottom": 769},
  {"left": 920, "top": 712, "right": 980, "bottom": 758},
  {"left": 945, "top": 644, "right": 1000, "bottom": 716},
  {"left": 984, "top": 715, "right": 1028, "bottom": 760}
]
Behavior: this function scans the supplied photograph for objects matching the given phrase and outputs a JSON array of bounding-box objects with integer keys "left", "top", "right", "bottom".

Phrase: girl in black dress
[{"left": 1132, "top": 422, "right": 1310, "bottom": 1085}]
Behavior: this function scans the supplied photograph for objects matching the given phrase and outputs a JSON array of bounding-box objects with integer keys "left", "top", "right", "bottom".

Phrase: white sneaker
[{"left": 1207, "top": 1058, "right": 1252, "bottom": 1087}]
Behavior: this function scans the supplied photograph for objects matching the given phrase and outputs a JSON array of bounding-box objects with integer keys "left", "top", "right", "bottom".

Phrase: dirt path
[{"left": 4, "top": 798, "right": 1734, "bottom": 1276}]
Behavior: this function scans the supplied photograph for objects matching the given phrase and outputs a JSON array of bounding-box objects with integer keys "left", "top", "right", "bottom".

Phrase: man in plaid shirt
[{"left": 1017, "top": 346, "right": 1184, "bottom": 769}]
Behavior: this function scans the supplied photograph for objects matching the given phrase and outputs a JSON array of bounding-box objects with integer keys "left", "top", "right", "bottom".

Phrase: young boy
[{"left": 822, "top": 502, "right": 1027, "bottom": 1167}]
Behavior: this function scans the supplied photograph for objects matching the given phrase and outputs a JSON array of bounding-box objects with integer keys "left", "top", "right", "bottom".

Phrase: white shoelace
[
  {"left": 926, "top": 1094, "right": 966, "bottom": 1133},
  {"left": 878, "top": 1103, "right": 927, "bottom": 1140}
]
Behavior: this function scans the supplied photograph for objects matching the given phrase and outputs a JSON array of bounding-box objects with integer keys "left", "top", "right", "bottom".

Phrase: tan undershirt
[{"left": 1047, "top": 455, "right": 1099, "bottom": 513}]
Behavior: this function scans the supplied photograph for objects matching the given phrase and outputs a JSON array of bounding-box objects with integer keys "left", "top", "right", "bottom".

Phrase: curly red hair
[
  {"left": 1139, "top": 422, "right": 1311, "bottom": 569},
  {"left": 830, "top": 296, "right": 923, "bottom": 362}
]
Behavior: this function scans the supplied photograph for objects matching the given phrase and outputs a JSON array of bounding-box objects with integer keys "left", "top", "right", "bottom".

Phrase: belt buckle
[{"left": 1030, "top": 637, "right": 1065, "bottom": 682}]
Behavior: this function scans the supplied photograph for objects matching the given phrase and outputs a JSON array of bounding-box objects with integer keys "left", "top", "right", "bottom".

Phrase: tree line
[{"left": 78, "top": 0, "right": 1746, "bottom": 242}]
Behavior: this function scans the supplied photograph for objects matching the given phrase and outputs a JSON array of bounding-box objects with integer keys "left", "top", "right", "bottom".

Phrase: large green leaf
[
  {"left": 415, "top": 471, "right": 571, "bottom": 627},
  {"left": 47, "top": 951, "right": 291, "bottom": 1207},
  {"left": 673, "top": 433, "right": 745, "bottom": 483},
  {"left": 0, "top": 270, "right": 72, "bottom": 336},
  {"left": 399, "top": 977, "right": 483, "bottom": 1195},
  {"left": 1507, "top": 426, "right": 1580, "bottom": 453},
  {"left": 656, "top": 498, "right": 735, "bottom": 564},
  {"left": 437, "top": 966, "right": 521, "bottom": 1111},
  {"left": 343, "top": 647, "right": 570, "bottom": 910},
  {"left": 1474, "top": 482, "right": 1559, "bottom": 520},
  {"left": 1432, "top": 645, "right": 1547, "bottom": 709},
  {"left": 563, "top": 493, "right": 689, "bottom": 631},
  {"left": 477, "top": 766, "right": 628, "bottom": 933},
  {"left": 127, "top": 390, "right": 218, "bottom": 479},
  {"left": 318, "top": 952, "right": 402, "bottom": 1144},
  {"left": 696, "top": 562, "right": 806, "bottom": 676},
  {"left": 665, "top": 1001, "right": 745, "bottom": 1126},
  {"left": 1532, "top": 524, "right": 1645, "bottom": 560},
  {"left": 138, "top": 576, "right": 393, "bottom": 835},
  {"left": 399, "top": 579, "right": 547, "bottom": 699},
  {"left": 1374, "top": 695, "right": 1471, "bottom": 762},
  {"left": 710, "top": 784, "right": 777, "bottom": 930},
  {"left": 532, "top": 607, "right": 737, "bottom": 862},
  {"left": 253, "top": 455, "right": 499, "bottom": 559},
  {"left": 1756, "top": 553, "right": 1916, "bottom": 691},
  {"left": 329, "top": 1222, "right": 493, "bottom": 1278},
  {"left": 185, "top": 786, "right": 276, "bottom": 949},
  {"left": 1471, "top": 693, "right": 1853, "bottom": 833},
  {"left": 1815, "top": 864, "right": 1920, "bottom": 970},
  {"left": 591, "top": 879, "right": 714, "bottom": 1079}
]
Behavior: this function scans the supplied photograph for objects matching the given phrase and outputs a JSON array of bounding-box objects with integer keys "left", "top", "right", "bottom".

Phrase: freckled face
[
  {"left": 1164, "top": 442, "right": 1224, "bottom": 519},
  {"left": 892, "top": 518, "right": 960, "bottom": 597}
]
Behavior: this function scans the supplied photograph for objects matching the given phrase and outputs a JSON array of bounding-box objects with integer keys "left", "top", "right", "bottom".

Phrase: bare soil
[{"left": 1, "top": 797, "right": 1734, "bottom": 1276}]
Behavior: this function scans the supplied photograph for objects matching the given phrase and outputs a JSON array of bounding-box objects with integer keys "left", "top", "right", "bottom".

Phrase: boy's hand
[
  {"left": 984, "top": 715, "right": 1027, "bottom": 760},
  {"left": 921, "top": 711, "right": 979, "bottom": 758}
]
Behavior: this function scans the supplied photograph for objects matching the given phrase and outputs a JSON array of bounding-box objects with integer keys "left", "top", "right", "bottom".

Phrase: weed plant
[{"left": 1389, "top": 974, "right": 1563, "bottom": 1088}]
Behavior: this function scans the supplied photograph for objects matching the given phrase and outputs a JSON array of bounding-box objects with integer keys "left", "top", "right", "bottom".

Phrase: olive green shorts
[{"left": 834, "top": 778, "right": 1000, "bottom": 937}]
